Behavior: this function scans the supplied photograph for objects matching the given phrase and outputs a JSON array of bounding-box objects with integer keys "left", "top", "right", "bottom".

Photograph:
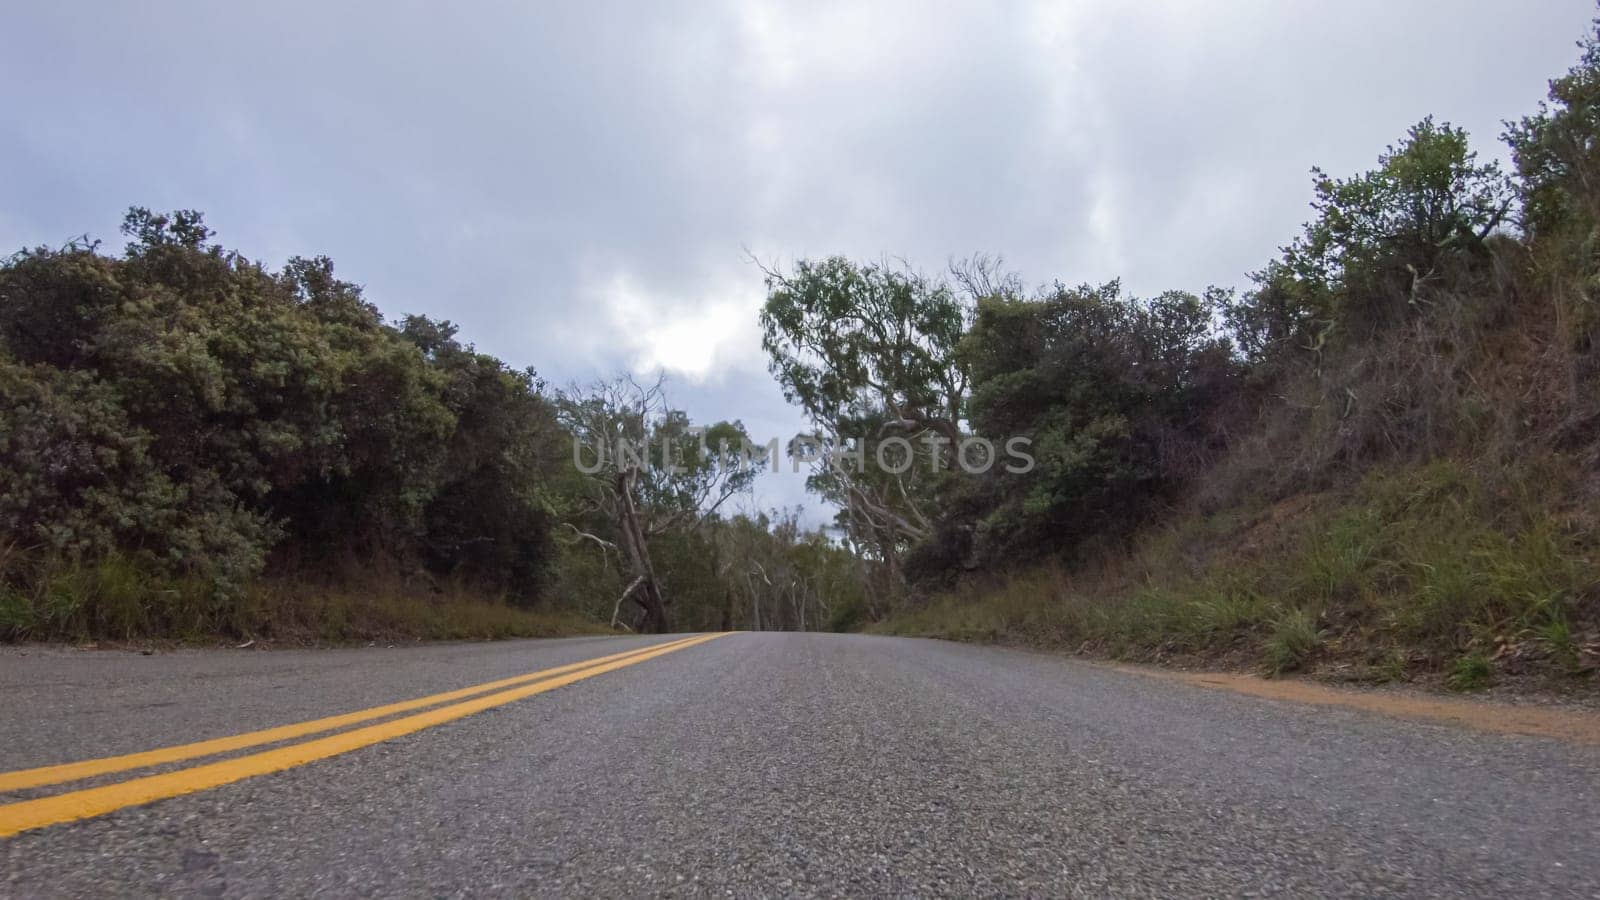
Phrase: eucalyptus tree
[
  {"left": 555, "top": 375, "right": 760, "bottom": 632},
  {"left": 714, "top": 510, "right": 867, "bottom": 632},
  {"left": 758, "top": 256, "right": 993, "bottom": 594}
]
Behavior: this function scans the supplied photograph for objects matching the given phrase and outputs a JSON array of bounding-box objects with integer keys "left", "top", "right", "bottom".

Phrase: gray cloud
[{"left": 3, "top": 0, "right": 1592, "bottom": 523}]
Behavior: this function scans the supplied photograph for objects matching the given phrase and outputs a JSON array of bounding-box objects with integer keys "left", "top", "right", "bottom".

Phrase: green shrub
[
  {"left": 0, "top": 209, "right": 575, "bottom": 636},
  {"left": 1446, "top": 652, "right": 1494, "bottom": 691},
  {"left": 1263, "top": 608, "right": 1322, "bottom": 675},
  {"left": 826, "top": 596, "right": 868, "bottom": 633},
  {"left": 1536, "top": 616, "right": 1583, "bottom": 675}
]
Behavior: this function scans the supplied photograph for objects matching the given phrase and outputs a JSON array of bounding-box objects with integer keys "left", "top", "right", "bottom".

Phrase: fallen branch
[{"left": 612, "top": 575, "right": 646, "bottom": 629}]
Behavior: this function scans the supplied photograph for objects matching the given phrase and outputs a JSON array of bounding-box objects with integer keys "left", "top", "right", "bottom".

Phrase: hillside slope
[{"left": 875, "top": 21, "right": 1600, "bottom": 692}]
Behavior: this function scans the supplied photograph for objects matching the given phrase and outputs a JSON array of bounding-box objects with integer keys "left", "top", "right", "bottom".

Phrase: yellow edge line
[
  {"left": 0, "top": 634, "right": 705, "bottom": 794},
  {"left": 0, "top": 632, "right": 728, "bottom": 838}
]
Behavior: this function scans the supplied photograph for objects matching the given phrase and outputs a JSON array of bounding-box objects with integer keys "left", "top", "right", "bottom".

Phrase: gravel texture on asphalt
[{"left": 2, "top": 632, "right": 1597, "bottom": 897}]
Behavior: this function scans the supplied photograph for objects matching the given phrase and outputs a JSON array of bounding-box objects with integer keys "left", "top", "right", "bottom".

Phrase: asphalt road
[{"left": 1, "top": 632, "right": 1597, "bottom": 897}]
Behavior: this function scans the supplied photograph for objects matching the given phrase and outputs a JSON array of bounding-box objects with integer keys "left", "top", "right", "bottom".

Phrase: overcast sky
[{"left": 2, "top": 1, "right": 1591, "bottom": 521}]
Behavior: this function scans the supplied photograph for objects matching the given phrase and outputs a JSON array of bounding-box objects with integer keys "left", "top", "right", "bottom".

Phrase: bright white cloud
[{"left": 589, "top": 268, "right": 768, "bottom": 383}]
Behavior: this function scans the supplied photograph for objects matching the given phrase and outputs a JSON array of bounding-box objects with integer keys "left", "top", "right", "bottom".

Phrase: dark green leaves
[{"left": 1, "top": 209, "right": 567, "bottom": 606}]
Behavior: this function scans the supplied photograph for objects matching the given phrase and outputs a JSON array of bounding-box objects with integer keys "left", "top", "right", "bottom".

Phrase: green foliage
[
  {"left": 555, "top": 377, "right": 761, "bottom": 523},
  {"left": 824, "top": 594, "right": 868, "bottom": 633},
  {"left": 1506, "top": 15, "right": 1600, "bottom": 354},
  {"left": 1536, "top": 615, "right": 1583, "bottom": 675},
  {"left": 1446, "top": 652, "right": 1494, "bottom": 691},
  {"left": 759, "top": 257, "right": 967, "bottom": 433},
  {"left": 1507, "top": 17, "right": 1600, "bottom": 236},
  {"left": 1305, "top": 118, "right": 1511, "bottom": 274},
  {"left": 876, "top": 456, "right": 1600, "bottom": 681},
  {"left": 758, "top": 257, "right": 970, "bottom": 567},
  {"left": 1228, "top": 118, "right": 1513, "bottom": 361},
  {"left": 717, "top": 510, "right": 869, "bottom": 633},
  {"left": 0, "top": 354, "right": 276, "bottom": 592},
  {"left": 0, "top": 209, "right": 570, "bottom": 629},
  {"left": 2, "top": 210, "right": 863, "bottom": 641},
  {"left": 551, "top": 376, "right": 767, "bottom": 632},
  {"left": 0, "top": 551, "right": 220, "bottom": 641},
  {"left": 1184, "top": 588, "right": 1268, "bottom": 642},
  {"left": 1263, "top": 608, "right": 1321, "bottom": 675},
  {"left": 959, "top": 281, "right": 1235, "bottom": 563}
]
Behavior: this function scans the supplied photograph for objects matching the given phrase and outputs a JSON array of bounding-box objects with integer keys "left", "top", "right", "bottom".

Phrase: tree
[
  {"left": 759, "top": 257, "right": 976, "bottom": 591},
  {"left": 706, "top": 510, "right": 868, "bottom": 632},
  {"left": 958, "top": 281, "right": 1235, "bottom": 565},
  {"left": 555, "top": 375, "right": 760, "bottom": 632},
  {"left": 1229, "top": 119, "right": 1514, "bottom": 362},
  {"left": 1506, "top": 16, "right": 1600, "bottom": 236},
  {"left": 759, "top": 257, "right": 968, "bottom": 443},
  {"left": 395, "top": 315, "right": 568, "bottom": 605}
]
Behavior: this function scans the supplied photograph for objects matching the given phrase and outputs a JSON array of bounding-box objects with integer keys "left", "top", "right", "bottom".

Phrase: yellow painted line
[
  {"left": 0, "top": 635, "right": 705, "bottom": 795},
  {"left": 0, "top": 632, "right": 727, "bottom": 838}
]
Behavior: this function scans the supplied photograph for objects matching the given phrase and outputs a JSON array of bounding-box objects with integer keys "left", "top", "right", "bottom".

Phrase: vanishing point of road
[{"left": 2, "top": 632, "right": 1597, "bottom": 897}]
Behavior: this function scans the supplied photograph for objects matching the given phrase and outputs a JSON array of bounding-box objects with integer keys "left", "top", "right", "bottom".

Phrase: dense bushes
[
  {"left": 0, "top": 209, "right": 570, "bottom": 635},
  {"left": 958, "top": 282, "right": 1237, "bottom": 565}
]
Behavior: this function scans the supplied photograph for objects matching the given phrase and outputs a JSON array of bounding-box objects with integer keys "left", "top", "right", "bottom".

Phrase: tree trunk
[
  {"left": 615, "top": 469, "right": 671, "bottom": 633},
  {"left": 713, "top": 542, "right": 734, "bottom": 632}
]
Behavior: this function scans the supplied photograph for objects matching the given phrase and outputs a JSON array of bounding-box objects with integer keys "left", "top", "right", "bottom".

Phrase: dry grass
[{"left": 874, "top": 458, "right": 1600, "bottom": 683}]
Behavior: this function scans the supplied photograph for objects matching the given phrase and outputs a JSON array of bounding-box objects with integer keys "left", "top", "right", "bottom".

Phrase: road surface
[{"left": 1, "top": 632, "right": 1597, "bottom": 897}]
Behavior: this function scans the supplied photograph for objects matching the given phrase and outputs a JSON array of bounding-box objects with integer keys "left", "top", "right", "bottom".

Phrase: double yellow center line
[{"left": 0, "top": 633, "right": 726, "bottom": 838}]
